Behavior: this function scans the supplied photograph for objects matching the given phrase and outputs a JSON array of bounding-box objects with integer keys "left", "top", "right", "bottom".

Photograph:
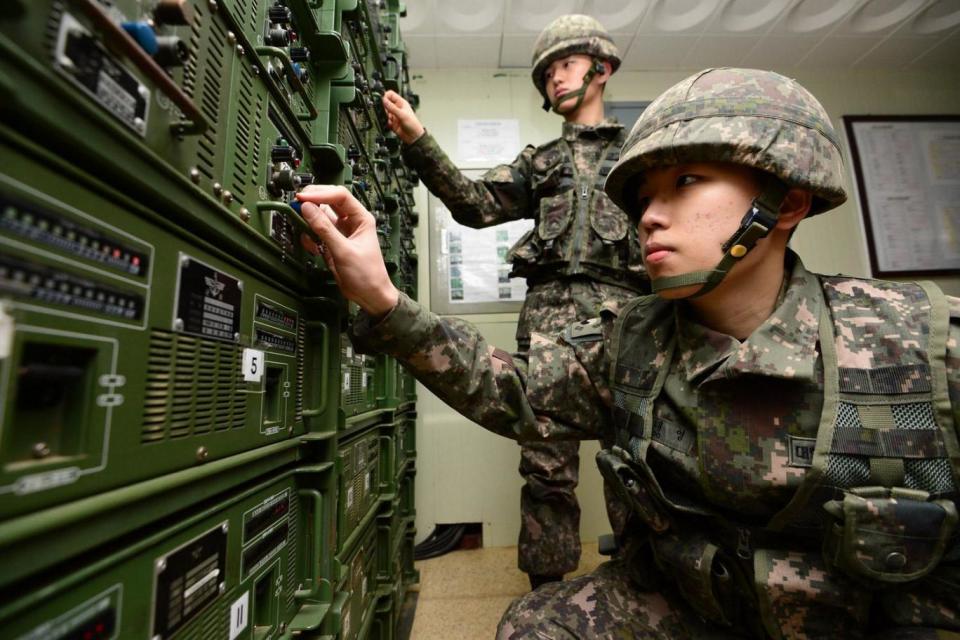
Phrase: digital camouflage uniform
[
  {"left": 352, "top": 255, "right": 960, "bottom": 639},
  {"left": 399, "top": 16, "right": 645, "bottom": 579},
  {"left": 352, "top": 68, "right": 960, "bottom": 638}
]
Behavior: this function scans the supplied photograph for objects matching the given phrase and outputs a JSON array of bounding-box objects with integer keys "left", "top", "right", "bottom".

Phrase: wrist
[
  {"left": 402, "top": 125, "right": 425, "bottom": 145},
  {"left": 361, "top": 284, "right": 400, "bottom": 319}
]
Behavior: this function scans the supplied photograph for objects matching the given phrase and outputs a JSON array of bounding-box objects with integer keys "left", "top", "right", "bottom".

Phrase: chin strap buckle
[{"left": 721, "top": 198, "right": 780, "bottom": 257}]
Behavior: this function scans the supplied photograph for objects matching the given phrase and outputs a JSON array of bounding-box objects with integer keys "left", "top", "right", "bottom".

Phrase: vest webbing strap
[
  {"left": 767, "top": 299, "right": 836, "bottom": 531},
  {"left": 919, "top": 280, "right": 960, "bottom": 491}
]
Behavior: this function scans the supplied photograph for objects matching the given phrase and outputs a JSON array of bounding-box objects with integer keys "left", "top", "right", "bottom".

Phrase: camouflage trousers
[
  {"left": 497, "top": 560, "right": 960, "bottom": 640},
  {"left": 516, "top": 278, "right": 635, "bottom": 577}
]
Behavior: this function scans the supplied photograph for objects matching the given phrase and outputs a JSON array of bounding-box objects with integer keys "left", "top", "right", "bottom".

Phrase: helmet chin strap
[
  {"left": 542, "top": 58, "right": 605, "bottom": 113},
  {"left": 650, "top": 180, "right": 789, "bottom": 299}
]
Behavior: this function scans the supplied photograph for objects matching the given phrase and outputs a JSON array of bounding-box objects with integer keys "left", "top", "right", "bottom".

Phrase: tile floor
[{"left": 407, "top": 542, "right": 604, "bottom": 639}]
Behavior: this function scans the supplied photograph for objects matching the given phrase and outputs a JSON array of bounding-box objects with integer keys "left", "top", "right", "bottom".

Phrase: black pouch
[
  {"left": 823, "top": 486, "right": 958, "bottom": 584},
  {"left": 650, "top": 531, "right": 736, "bottom": 626}
]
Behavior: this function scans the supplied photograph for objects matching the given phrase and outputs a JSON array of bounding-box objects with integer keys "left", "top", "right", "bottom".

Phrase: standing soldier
[
  {"left": 381, "top": 15, "right": 646, "bottom": 589},
  {"left": 300, "top": 67, "right": 960, "bottom": 638}
]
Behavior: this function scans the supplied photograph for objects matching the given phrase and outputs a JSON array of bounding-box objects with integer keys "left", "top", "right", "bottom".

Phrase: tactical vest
[
  {"left": 602, "top": 276, "right": 960, "bottom": 637},
  {"left": 505, "top": 131, "right": 646, "bottom": 293}
]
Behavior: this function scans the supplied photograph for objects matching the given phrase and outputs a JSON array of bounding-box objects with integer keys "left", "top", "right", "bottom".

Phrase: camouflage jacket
[
  {"left": 353, "top": 254, "right": 960, "bottom": 637},
  {"left": 401, "top": 120, "right": 646, "bottom": 291}
]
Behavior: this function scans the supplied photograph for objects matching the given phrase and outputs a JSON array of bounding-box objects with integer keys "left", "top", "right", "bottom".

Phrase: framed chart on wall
[
  {"left": 843, "top": 115, "right": 960, "bottom": 277},
  {"left": 428, "top": 169, "right": 534, "bottom": 315}
]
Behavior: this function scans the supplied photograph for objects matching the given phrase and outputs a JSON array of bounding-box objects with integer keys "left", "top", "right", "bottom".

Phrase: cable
[{"left": 413, "top": 523, "right": 467, "bottom": 560}]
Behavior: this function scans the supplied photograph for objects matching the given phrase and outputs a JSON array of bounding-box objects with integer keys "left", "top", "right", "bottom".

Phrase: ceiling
[{"left": 397, "top": 0, "right": 960, "bottom": 72}]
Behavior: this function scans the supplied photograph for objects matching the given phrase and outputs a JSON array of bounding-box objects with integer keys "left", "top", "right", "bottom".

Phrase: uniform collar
[
  {"left": 674, "top": 252, "right": 822, "bottom": 386},
  {"left": 561, "top": 117, "right": 622, "bottom": 142}
]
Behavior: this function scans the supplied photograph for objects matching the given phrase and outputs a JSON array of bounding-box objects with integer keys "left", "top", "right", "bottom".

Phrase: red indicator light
[
  {"left": 113, "top": 249, "right": 121, "bottom": 258},
  {"left": 132, "top": 256, "right": 141, "bottom": 266}
]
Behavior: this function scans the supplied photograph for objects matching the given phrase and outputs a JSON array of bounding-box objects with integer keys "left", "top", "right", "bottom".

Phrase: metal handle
[
  {"left": 68, "top": 0, "right": 208, "bottom": 135},
  {"left": 301, "top": 320, "right": 329, "bottom": 421},
  {"left": 295, "top": 489, "right": 324, "bottom": 600},
  {"left": 256, "top": 46, "right": 319, "bottom": 122},
  {"left": 255, "top": 200, "right": 319, "bottom": 239}
]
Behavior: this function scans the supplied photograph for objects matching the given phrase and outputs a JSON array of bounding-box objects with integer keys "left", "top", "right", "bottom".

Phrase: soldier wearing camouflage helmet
[
  {"left": 300, "top": 66, "right": 960, "bottom": 638},
  {"left": 381, "top": 14, "right": 644, "bottom": 589}
]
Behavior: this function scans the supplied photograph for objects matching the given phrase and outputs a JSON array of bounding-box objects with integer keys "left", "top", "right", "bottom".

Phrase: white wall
[{"left": 410, "top": 66, "right": 960, "bottom": 548}]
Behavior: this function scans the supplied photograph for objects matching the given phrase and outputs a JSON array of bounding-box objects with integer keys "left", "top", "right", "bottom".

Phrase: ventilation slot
[
  {"left": 182, "top": 4, "right": 204, "bottom": 98},
  {"left": 196, "top": 16, "right": 226, "bottom": 179},
  {"left": 141, "top": 330, "right": 246, "bottom": 443},
  {"left": 179, "top": 598, "right": 226, "bottom": 640},
  {"left": 285, "top": 490, "right": 299, "bottom": 613},
  {"left": 248, "top": 0, "right": 260, "bottom": 36},
  {"left": 231, "top": 65, "right": 254, "bottom": 201},
  {"left": 296, "top": 320, "right": 305, "bottom": 422},
  {"left": 338, "top": 107, "right": 352, "bottom": 146}
]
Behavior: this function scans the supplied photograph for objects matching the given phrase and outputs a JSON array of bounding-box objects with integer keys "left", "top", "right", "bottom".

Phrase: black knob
[
  {"left": 266, "top": 26, "right": 290, "bottom": 47},
  {"left": 271, "top": 145, "right": 297, "bottom": 163},
  {"left": 269, "top": 5, "right": 292, "bottom": 24},
  {"left": 289, "top": 47, "right": 310, "bottom": 63}
]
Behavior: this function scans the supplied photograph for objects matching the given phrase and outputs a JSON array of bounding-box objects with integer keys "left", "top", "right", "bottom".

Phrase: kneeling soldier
[{"left": 298, "top": 68, "right": 960, "bottom": 639}]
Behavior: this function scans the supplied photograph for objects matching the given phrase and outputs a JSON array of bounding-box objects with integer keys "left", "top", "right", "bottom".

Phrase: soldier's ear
[
  {"left": 776, "top": 188, "right": 812, "bottom": 231},
  {"left": 596, "top": 60, "right": 613, "bottom": 86}
]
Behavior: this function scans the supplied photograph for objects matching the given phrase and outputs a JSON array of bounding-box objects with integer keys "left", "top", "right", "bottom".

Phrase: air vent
[
  {"left": 231, "top": 65, "right": 254, "bottom": 201},
  {"left": 141, "top": 330, "right": 246, "bottom": 443},
  {"left": 196, "top": 15, "right": 226, "bottom": 178},
  {"left": 296, "top": 320, "right": 305, "bottom": 422},
  {"left": 285, "top": 490, "right": 299, "bottom": 613}
]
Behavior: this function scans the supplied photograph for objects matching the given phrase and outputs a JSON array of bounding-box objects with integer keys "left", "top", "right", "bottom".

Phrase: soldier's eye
[{"left": 676, "top": 175, "right": 699, "bottom": 188}]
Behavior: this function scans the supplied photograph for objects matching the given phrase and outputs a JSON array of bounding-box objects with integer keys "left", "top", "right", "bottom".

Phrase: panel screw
[
  {"left": 173, "top": 318, "right": 184, "bottom": 331},
  {"left": 207, "top": 0, "right": 218, "bottom": 12},
  {"left": 156, "top": 558, "right": 167, "bottom": 573},
  {"left": 32, "top": 442, "right": 51, "bottom": 458},
  {"left": 227, "top": 31, "right": 236, "bottom": 45},
  {"left": 239, "top": 207, "right": 251, "bottom": 222},
  {"left": 189, "top": 168, "right": 200, "bottom": 183},
  {"left": 222, "top": 190, "right": 233, "bottom": 204},
  {"left": 237, "top": 45, "right": 245, "bottom": 56},
  {"left": 213, "top": 182, "right": 222, "bottom": 196},
  {"left": 196, "top": 446, "right": 209, "bottom": 461}
]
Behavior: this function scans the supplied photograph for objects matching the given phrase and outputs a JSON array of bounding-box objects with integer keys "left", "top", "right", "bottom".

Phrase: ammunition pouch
[
  {"left": 823, "top": 486, "right": 958, "bottom": 585},
  {"left": 650, "top": 531, "right": 738, "bottom": 626}
]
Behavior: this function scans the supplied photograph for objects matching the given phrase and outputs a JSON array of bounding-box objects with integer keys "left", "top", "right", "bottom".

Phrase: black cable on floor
[{"left": 414, "top": 523, "right": 467, "bottom": 560}]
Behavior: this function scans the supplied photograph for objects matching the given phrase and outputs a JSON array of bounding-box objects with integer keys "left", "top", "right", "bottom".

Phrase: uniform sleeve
[
  {"left": 349, "top": 293, "right": 612, "bottom": 442},
  {"left": 401, "top": 131, "right": 535, "bottom": 227},
  {"left": 947, "top": 296, "right": 960, "bottom": 434}
]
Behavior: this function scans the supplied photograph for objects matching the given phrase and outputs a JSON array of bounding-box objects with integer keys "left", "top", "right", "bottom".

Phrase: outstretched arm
[
  {"left": 382, "top": 90, "right": 534, "bottom": 228},
  {"left": 296, "top": 185, "right": 612, "bottom": 442}
]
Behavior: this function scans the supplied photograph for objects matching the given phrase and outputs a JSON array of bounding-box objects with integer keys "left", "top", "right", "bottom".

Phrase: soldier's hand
[
  {"left": 297, "top": 185, "right": 399, "bottom": 317},
  {"left": 383, "top": 90, "right": 425, "bottom": 145}
]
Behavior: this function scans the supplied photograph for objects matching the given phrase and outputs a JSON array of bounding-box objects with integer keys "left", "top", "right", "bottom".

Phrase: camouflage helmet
[
  {"left": 531, "top": 14, "right": 621, "bottom": 100},
  {"left": 605, "top": 67, "right": 847, "bottom": 218}
]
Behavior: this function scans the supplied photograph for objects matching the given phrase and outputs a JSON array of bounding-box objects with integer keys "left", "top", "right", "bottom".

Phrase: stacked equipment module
[{"left": 0, "top": 0, "right": 420, "bottom": 638}]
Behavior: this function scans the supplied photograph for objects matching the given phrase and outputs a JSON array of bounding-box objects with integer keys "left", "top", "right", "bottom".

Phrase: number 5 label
[{"left": 243, "top": 348, "right": 265, "bottom": 382}]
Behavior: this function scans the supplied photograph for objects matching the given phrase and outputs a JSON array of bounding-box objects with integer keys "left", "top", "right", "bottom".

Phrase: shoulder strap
[{"left": 769, "top": 277, "right": 957, "bottom": 530}]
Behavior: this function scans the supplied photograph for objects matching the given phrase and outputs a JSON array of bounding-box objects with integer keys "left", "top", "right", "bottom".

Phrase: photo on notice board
[{"left": 843, "top": 115, "right": 960, "bottom": 277}]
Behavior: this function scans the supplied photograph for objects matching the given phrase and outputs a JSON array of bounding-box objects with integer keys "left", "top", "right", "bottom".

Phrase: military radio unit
[{"left": 0, "top": 0, "right": 420, "bottom": 637}]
